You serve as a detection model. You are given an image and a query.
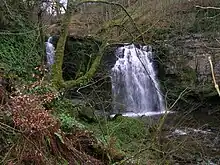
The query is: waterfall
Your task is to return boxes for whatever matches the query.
[111,44,165,117]
[45,37,55,69]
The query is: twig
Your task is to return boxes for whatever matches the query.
[133,19,160,42]
[118,147,151,164]
[196,5,220,10]
[0,140,18,164]
[75,0,145,43]
[0,122,22,133]
[0,25,50,35]
[169,88,189,110]
[208,56,220,97]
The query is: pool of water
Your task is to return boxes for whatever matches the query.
[141,111,220,164]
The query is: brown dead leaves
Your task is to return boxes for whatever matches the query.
[9,92,58,133]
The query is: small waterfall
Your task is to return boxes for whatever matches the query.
[45,37,55,69]
[111,44,165,116]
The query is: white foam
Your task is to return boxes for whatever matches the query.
[110,110,174,118]
[171,127,213,136]
[173,129,187,135]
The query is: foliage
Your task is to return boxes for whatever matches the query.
[26,84,55,95]
[0,0,43,81]
[1,0,220,164]
[87,116,147,154]
[59,113,85,132]
[0,87,114,164]
[10,92,58,133]
[0,0,31,30]
[47,97,86,132]
[0,33,41,80]
[48,98,79,117]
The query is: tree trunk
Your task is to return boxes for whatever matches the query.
[51,0,140,90]
[51,1,72,89]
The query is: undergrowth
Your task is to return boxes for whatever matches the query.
[0,79,126,164]
[84,116,148,157]
[0,33,41,81]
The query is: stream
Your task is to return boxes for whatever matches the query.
[141,111,220,165]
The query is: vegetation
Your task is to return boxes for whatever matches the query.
[1,0,220,165]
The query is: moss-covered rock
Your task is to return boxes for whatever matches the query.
[157,32,220,110]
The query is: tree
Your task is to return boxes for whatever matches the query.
[51,0,142,90]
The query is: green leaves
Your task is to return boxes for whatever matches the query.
[59,113,85,132]
[0,33,41,80]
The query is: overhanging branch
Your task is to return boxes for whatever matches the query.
[75,0,145,43]
[52,0,145,90]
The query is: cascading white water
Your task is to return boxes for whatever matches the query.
[111,44,165,117]
[45,37,55,68]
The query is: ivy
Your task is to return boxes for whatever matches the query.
[0,33,41,80]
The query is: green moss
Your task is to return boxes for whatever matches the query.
[85,116,147,153]
[107,116,146,141]
[49,98,79,118]
[64,53,103,89]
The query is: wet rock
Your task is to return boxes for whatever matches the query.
[159,33,220,101]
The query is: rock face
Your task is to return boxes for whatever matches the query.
[159,33,220,101]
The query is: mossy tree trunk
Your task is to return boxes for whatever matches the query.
[51,1,107,90]
[64,45,105,89]
[51,0,139,90]
[51,0,72,89]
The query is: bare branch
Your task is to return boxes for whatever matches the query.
[208,56,220,97]
[75,0,145,43]
[195,5,220,10]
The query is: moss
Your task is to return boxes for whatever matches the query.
[107,116,146,141]
[64,53,103,89]
[85,116,147,154]
[51,4,72,89]
[49,98,79,118]
[51,31,103,90]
